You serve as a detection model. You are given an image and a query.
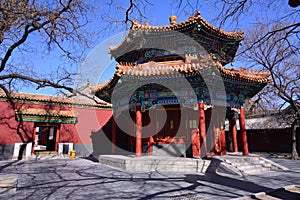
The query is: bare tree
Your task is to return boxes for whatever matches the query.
[171,1,299,51]
[210,0,300,159]
[0,0,157,98]
[99,0,152,35]
[241,23,300,159]
[0,0,96,98]
[245,84,282,115]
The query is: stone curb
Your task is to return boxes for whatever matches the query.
[0,177,17,194]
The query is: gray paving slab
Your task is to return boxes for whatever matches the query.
[0,154,299,199]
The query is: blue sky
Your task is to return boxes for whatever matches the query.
[75,0,254,89]
[14,0,292,95]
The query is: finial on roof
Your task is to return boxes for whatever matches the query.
[169,15,177,25]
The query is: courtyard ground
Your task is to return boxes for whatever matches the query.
[0,153,299,199]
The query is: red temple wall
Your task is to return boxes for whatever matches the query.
[0,101,34,144]
[246,129,293,152]
[0,100,113,146]
[73,107,112,144]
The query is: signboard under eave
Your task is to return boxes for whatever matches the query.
[15,114,78,124]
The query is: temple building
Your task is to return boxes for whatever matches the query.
[93,11,271,157]
[0,12,273,160]
[0,88,113,160]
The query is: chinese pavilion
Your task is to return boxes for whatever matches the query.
[93,11,271,157]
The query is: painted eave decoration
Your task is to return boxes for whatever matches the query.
[15,108,78,124]
[92,58,271,103]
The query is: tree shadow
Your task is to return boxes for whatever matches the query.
[2,158,300,199]
[17,143,27,160]
[0,160,20,172]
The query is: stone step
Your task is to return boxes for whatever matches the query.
[127,159,203,164]
[230,160,266,167]
[231,161,274,174]
[238,162,272,169]
[224,157,261,163]
[126,164,200,172]
[243,167,272,175]
[237,164,264,171]
[125,163,200,168]
[270,166,281,171]
[125,162,206,168]
[210,153,288,176]
[126,160,199,165]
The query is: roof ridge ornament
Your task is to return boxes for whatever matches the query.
[169,15,177,25]
[195,10,201,17]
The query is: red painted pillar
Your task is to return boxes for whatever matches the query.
[149,136,154,156]
[214,127,221,155]
[220,128,226,155]
[112,118,117,154]
[230,118,238,152]
[136,106,142,157]
[239,107,249,156]
[191,129,200,157]
[199,102,207,157]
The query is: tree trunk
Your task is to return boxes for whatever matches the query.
[291,119,299,160]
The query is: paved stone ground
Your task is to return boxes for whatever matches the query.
[0,153,299,200]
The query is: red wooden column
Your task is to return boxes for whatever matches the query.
[149,136,154,156]
[230,116,238,152]
[191,129,200,157]
[112,118,117,154]
[239,107,249,156]
[148,110,156,156]
[199,102,207,157]
[136,106,142,157]
[220,127,226,155]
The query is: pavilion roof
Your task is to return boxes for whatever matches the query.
[92,58,271,96]
[109,11,244,65]
[131,11,244,39]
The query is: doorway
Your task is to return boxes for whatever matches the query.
[34,125,58,153]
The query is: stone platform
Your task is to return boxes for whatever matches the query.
[208,152,289,176]
[99,155,211,173]
[99,153,288,175]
